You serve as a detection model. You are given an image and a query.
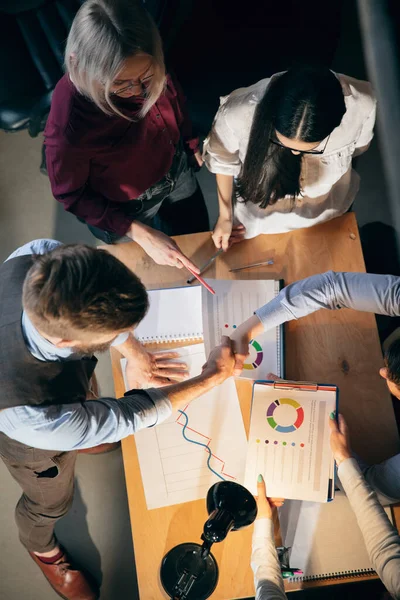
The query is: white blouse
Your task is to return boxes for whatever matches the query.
[203,73,376,238]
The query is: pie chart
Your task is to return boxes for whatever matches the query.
[266,397,304,433]
[243,339,263,370]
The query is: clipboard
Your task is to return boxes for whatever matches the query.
[244,379,339,502]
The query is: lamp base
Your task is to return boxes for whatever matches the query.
[160,543,218,600]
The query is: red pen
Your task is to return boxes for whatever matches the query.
[186,266,216,295]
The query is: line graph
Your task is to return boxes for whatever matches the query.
[127,345,248,509]
[177,406,236,481]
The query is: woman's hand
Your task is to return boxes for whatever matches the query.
[329,412,352,466]
[131,223,200,272]
[228,224,246,246]
[255,474,285,520]
[194,151,204,168]
[230,316,265,376]
[212,216,233,251]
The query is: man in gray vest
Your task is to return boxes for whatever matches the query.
[0,239,236,600]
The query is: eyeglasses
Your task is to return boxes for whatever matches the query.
[269,133,330,155]
[111,74,154,96]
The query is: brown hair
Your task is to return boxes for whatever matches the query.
[22,244,148,338]
[384,338,400,386]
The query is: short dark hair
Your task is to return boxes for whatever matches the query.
[384,338,400,386]
[236,65,346,208]
[22,244,148,338]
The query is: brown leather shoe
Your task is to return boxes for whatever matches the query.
[78,441,121,455]
[29,550,99,600]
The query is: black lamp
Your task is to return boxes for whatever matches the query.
[160,481,257,600]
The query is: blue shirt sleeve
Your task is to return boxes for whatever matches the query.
[5,239,62,262]
[0,390,172,451]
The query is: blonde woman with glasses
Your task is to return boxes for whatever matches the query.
[45,0,208,272]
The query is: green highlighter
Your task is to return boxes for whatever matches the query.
[282,569,304,578]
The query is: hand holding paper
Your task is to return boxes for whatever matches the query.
[329,412,352,466]
[245,382,337,502]
[255,475,285,519]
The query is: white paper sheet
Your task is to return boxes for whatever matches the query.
[202,279,283,380]
[134,286,203,343]
[244,383,336,502]
[121,344,248,509]
[278,493,392,577]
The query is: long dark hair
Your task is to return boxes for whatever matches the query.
[236,65,346,208]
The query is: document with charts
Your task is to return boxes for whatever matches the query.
[121,345,247,509]
[244,381,338,502]
[202,279,284,381]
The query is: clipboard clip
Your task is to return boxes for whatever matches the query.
[272,379,319,392]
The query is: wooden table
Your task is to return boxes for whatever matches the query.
[107,213,400,598]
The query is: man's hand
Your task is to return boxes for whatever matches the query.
[126,351,189,389]
[201,336,236,385]
[115,333,189,389]
[329,412,352,466]
[230,329,251,376]
[255,474,284,520]
[130,223,200,272]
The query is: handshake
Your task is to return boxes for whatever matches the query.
[200,335,238,385]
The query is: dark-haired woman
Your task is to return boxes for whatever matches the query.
[203,66,376,250]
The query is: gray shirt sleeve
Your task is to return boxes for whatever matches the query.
[0,389,172,451]
[338,458,400,599]
[256,271,400,330]
[251,519,287,600]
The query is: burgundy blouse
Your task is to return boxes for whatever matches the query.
[44,74,199,235]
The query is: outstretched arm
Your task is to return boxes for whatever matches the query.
[0,338,235,451]
[231,271,400,373]
[252,476,287,600]
[330,414,400,599]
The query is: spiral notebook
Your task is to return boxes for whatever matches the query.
[279,492,393,583]
[134,286,203,343]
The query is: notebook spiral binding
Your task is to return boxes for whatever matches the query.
[275,325,280,376]
[275,281,283,378]
[288,568,376,582]
[139,333,203,343]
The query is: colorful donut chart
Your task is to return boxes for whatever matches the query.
[243,339,264,370]
[266,397,304,433]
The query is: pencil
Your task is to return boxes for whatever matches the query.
[186,266,216,295]
[229,259,274,273]
[186,249,223,284]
